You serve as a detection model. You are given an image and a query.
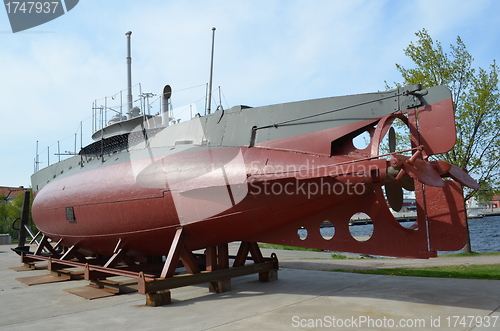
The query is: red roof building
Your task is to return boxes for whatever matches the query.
[491,194,500,209]
[0,186,26,201]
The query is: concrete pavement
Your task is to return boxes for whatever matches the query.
[1,244,499,330]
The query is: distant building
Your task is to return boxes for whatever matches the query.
[0,186,26,202]
[490,194,500,209]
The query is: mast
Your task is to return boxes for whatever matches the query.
[126,31,133,114]
[207,27,216,115]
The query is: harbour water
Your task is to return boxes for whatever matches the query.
[344,215,500,254]
[461,215,500,253]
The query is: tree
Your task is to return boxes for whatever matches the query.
[389,29,500,252]
[0,195,8,233]
[0,191,36,239]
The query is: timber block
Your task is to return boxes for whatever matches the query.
[259,269,278,282]
[146,289,171,307]
[90,278,138,294]
[50,269,84,280]
[209,279,231,293]
[23,262,37,270]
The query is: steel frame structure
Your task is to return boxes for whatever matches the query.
[18,227,278,306]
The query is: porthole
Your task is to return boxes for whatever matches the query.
[320,220,334,240]
[349,214,373,242]
[297,226,308,240]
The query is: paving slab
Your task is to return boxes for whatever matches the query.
[1,245,499,330]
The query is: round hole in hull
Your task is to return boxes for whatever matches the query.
[298,226,308,240]
[320,220,334,240]
[349,214,374,242]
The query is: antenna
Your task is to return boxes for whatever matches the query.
[126,31,133,113]
[207,27,216,115]
[34,141,39,172]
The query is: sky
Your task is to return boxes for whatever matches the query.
[1,0,499,188]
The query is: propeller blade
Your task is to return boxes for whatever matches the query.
[389,127,396,153]
[430,160,452,175]
[394,155,445,187]
[445,164,480,189]
[385,182,403,212]
[399,173,415,191]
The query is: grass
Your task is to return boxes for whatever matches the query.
[257,243,323,252]
[334,264,500,280]
[441,251,500,257]
[331,251,500,279]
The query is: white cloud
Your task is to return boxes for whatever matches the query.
[1,0,500,187]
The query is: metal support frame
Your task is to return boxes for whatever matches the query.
[60,245,88,262]
[33,235,61,256]
[28,230,42,245]
[205,243,231,292]
[138,258,278,294]
[103,248,136,268]
[233,241,264,267]
[160,227,200,278]
[15,227,279,307]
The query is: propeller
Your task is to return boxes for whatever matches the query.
[383,127,480,211]
[384,127,412,212]
[390,155,479,187]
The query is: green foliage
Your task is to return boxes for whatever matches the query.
[0,196,7,233]
[0,195,17,236]
[0,191,36,238]
[389,29,500,201]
